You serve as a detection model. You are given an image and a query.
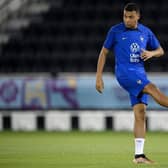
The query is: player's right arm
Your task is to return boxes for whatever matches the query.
[96,47,109,93]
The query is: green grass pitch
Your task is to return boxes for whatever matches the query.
[0,131,168,168]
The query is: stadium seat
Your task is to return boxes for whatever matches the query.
[0,0,167,72]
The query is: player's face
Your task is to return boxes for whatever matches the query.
[123,10,140,29]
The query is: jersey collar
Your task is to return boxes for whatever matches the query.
[124,23,143,32]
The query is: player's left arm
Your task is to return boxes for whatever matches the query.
[141,46,164,61]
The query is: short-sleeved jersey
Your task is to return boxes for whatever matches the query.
[103,22,160,77]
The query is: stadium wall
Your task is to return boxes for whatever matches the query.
[0,110,168,131]
[0,74,168,110]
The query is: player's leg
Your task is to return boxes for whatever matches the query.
[133,103,146,138]
[143,83,168,107]
[133,103,154,164]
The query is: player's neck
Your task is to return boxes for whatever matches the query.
[125,22,138,30]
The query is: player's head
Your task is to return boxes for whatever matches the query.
[123,3,140,29]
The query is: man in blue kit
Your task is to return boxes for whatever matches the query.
[96,3,166,164]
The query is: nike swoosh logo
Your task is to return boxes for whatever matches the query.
[122,37,127,40]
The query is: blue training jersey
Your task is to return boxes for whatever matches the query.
[103,22,160,77]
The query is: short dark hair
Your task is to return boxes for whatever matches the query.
[124,3,140,13]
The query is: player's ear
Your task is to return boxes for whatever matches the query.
[137,12,140,20]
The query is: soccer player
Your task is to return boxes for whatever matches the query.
[96,3,166,164]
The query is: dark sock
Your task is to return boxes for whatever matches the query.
[135,154,146,159]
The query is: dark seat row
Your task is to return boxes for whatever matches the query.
[0,0,168,73]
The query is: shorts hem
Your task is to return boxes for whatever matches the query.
[131,102,148,107]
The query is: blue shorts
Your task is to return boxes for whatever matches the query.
[116,72,150,106]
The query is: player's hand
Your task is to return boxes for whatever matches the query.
[96,76,104,93]
[141,48,154,61]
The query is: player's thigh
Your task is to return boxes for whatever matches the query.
[143,83,160,96]
[143,83,168,106]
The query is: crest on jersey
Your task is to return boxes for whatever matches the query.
[140,36,144,42]
[130,43,140,53]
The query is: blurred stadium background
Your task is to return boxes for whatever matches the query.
[1,1,168,168]
[0,0,168,131]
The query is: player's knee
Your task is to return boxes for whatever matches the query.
[133,105,146,121]
[134,111,145,122]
